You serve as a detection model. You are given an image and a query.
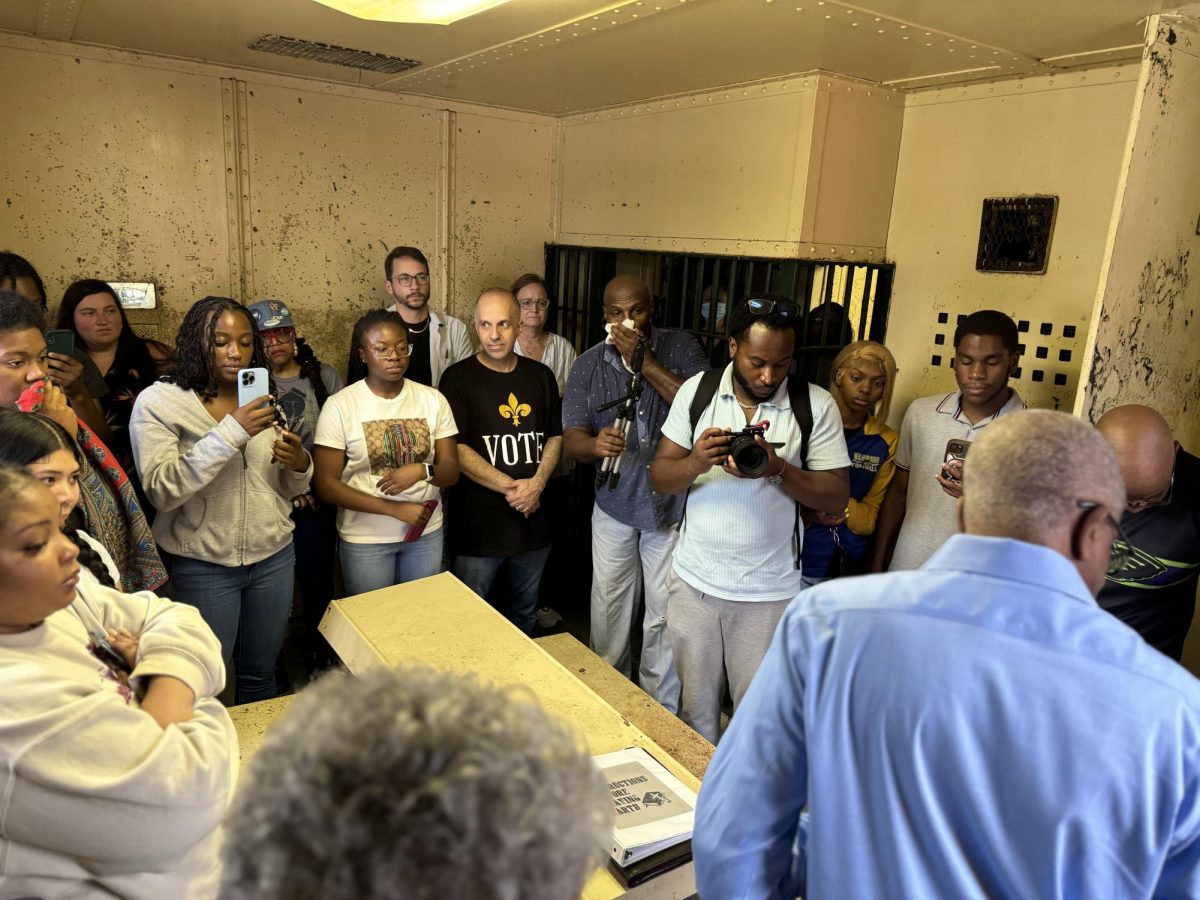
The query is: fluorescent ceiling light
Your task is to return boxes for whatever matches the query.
[310,0,513,25]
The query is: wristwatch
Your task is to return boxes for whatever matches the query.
[766,461,786,485]
[423,463,435,483]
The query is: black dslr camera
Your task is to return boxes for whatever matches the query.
[728,423,771,476]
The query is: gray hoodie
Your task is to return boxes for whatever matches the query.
[130,381,312,567]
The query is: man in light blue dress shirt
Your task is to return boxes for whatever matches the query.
[694,409,1200,899]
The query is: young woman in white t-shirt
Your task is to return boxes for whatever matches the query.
[314,309,459,596]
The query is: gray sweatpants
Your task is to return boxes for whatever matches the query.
[666,568,791,744]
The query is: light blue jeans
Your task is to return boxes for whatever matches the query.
[168,543,295,705]
[454,545,552,635]
[340,528,444,597]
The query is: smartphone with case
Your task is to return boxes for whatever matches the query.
[237,366,270,408]
[942,438,971,483]
[45,329,76,357]
[404,499,439,543]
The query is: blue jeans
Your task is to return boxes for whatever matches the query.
[340,528,444,596]
[168,543,295,705]
[454,545,551,634]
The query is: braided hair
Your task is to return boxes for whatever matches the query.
[346,309,408,385]
[294,337,329,408]
[170,296,272,401]
[0,409,116,588]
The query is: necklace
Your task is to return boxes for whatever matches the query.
[737,400,758,410]
[407,317,430,335]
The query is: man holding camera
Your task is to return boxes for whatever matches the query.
[651,298,850,743]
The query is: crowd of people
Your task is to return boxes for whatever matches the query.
[1,239,1199,896]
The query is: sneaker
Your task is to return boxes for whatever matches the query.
[535,606,563,629]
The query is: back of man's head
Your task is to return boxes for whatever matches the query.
[953,310,1018,354]
[962,410,1124,548]
[0,289,46,336]
[220,666,610,900]
[1095,404,1175,503]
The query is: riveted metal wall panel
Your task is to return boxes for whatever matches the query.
[240,82,441,368]
[451,112,554,314]
[0,44,231,341]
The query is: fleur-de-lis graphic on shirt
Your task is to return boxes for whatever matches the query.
[499,392,531,428]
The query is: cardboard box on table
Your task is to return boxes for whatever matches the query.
[316,571,699,900]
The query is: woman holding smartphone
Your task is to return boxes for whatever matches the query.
[800,340,899,584]
[0,466,236,898]
[314,309,458,596]
[130,296,311,703]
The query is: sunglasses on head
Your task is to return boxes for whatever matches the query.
[746,298,801,319]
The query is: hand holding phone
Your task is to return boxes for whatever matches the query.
[936,438,971,499]
[941,438,971,483]
[45,329,76,357]
[402,499,438,543]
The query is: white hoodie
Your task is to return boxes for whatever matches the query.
[0,577,238,899]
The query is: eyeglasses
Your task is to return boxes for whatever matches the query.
[519,299,550,310]
[391,273,430,287]
[1126,468,1174,514]
[1076,499,1131,576]
[261,328,295,345]
[367,343,412,359]
[746,298,801,319]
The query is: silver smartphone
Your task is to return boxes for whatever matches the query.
[237,366,270,408]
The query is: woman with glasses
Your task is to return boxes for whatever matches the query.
[510,274,578,628]
[800,340,899,585]
[314,310,459,595]
[511,274,577,395]
[130,296,312,704]
[248,300,343,671]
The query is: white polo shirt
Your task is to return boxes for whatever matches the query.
[660,364,850,602]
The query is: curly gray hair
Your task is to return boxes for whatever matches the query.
[220,666,611,900]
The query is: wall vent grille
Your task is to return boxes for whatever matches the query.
[248,35,420,74]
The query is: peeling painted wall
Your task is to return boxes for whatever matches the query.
[1076,17,1200,450]
[884,68,1138,426]
[556,74,902,262]
[0,37,554,371]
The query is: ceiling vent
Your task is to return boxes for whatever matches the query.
[248,34,420,74]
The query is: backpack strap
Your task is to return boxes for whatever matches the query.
[688,368,724,436]
[680,368,724,527]
[787,379,814,568]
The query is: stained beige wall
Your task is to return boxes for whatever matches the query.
[882,68,1139,425]
[0,46,231,340]
[556,73,903,262]
[1076,17,1200,449]
[0,35,554,369]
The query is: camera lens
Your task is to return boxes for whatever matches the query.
[729,435,769,476]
